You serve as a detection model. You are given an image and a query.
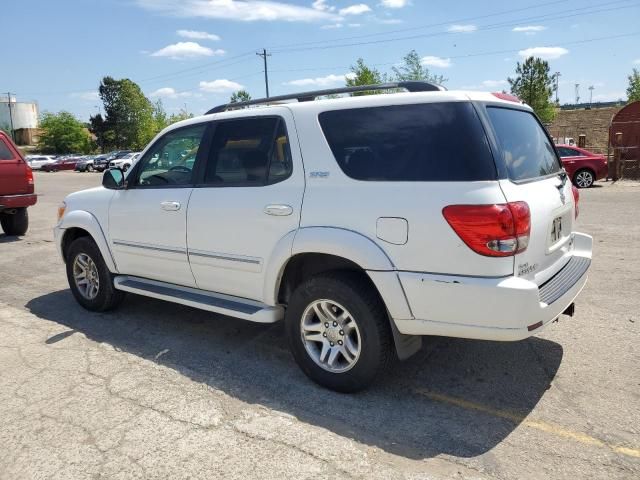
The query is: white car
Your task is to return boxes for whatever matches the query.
[54,82,592,392]
[108,152,139,171]
[26,155,56,170]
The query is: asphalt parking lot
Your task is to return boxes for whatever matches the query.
[1,171,638,479]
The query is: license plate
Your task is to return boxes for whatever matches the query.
[550,216,563,244]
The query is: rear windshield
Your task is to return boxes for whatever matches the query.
[318,102,496,181]
[486,107,561,181]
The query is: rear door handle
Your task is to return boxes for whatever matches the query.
[264,204,293,216]
[161,201,181,211]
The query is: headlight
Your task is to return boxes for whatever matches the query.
[57,202,66,222]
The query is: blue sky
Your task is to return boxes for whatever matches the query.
[4,0,640,120]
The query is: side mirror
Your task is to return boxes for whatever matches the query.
[102,168,125,190]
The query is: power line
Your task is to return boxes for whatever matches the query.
[270,0,638,53]
[256,49,272,98]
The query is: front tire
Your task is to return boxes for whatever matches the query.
[0,208,28,236]
[86,165,94,172]
[65,237,124,311]
[285,272,393,393]
[574,169,595,188]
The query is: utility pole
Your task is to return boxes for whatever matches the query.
[588,85,594,109]
[6,92,15,142]
[574,84,580,105]
[554,72,561,104]
[257,49,271,98]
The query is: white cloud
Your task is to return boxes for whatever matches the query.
[421,56,452,68]
[151,42,225,59]
[312,0,335,11]
[591,91,626,102]
[380,0,408,7]
[448,24,476,33]
[199,79,244,93]
[634,59,640,65]
[284,73,355,87]
[136,0,339,22]
[177,29,220,40]
[348,23,362,27]
[512,25,546,35]
[518,46,569,60]
[339,4,371,15]
[321,23,343,29]
[70,91,100,101]
[377,17,403,24]
[148,87,194,98]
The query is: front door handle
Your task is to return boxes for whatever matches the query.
[161,201,181,211]
[264,204,293,216]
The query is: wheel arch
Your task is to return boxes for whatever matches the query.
[58,210,118,272]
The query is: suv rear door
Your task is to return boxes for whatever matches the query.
[484,106,576,285]
[0,132,30,196]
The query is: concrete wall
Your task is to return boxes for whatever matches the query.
[546,106,622,154]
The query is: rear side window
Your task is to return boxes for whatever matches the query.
[0,139,15,160]
[318,102,495,181]
[487,107,561,181]
[203,117,292,186]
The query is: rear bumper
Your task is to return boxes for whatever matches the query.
[0,193,37,210]
[394,232,592,341]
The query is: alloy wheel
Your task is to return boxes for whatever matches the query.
[72,253,100,300]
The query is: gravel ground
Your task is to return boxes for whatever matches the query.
[0,171,638,479]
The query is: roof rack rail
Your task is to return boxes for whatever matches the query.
[206,80,446,114]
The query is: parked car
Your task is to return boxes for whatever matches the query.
[0,131,36,235]
[55,82,592,392]
[108,152,139,171]
[556,145,607,188]
[75,156,96,172]
[92,155,111,172]
[26,155,56,170]
[41,156,83,172]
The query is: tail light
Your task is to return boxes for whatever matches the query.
[25,165,34,194]
[572,184,580,219]
[442,202,531,257]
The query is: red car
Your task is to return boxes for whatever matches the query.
[556,145,607,188]
[0,131,36,235]
[41,156,82,172]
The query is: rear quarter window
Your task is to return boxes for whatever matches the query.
[486,107,561,181]
[0,138,16,160]
[318,102,496,181]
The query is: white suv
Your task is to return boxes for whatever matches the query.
[54,82,592,392]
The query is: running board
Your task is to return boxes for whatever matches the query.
[113,276,283,323]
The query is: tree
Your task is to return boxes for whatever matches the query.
[38,112,94,154]
[392,50,446,85]
[508,57,556,123]
[93,76,156,151]
[627,68,640,103]
[230,90,252,103]
[346,58,386,95]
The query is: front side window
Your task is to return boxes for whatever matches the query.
[487,107,562,181]
[203,117,292,186]
[0,139,15,161]
[318,102,496,182]
[134,124,206,187]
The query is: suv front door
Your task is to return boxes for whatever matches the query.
[187,110,304,302]
[108,123,208,287]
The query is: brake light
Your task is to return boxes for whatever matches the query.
[25,165,34,194]
[442,202,531,257]
[572,184,579,219]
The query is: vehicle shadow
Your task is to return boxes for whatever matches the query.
[0,234,21,243]
[26,290,564,460]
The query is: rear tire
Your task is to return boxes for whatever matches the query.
[573,169,595,188]
[0,208,28,236]
[86,165,94,172]
[65,237,124,312]
[285,272,393,393]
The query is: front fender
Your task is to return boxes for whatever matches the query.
[55,210,118,273]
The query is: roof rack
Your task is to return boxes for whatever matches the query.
[206,81,446,114]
